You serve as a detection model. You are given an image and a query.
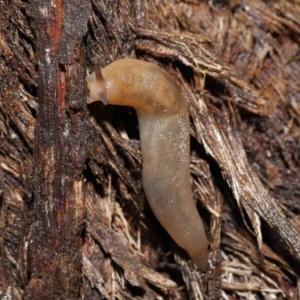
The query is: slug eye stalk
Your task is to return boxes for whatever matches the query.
[86,66,108,105]
[95,65,104,81]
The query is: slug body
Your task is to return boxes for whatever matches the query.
[86,59,208,271]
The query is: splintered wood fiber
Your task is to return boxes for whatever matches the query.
[0,0,299,299]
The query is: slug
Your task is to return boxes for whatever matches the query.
[86,58,208,271]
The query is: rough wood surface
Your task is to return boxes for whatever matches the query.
[0,0,299,299]
[24,0,91,298]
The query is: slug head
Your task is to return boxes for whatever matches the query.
[86,65,108,105]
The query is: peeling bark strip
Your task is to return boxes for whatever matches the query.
[24,0,90,298]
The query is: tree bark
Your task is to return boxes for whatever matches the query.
[24,0,90,298]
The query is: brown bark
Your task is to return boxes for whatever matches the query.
[1,0,300,299]
[23,0,90,298]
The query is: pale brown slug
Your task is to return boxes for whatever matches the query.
[86,59,208,271]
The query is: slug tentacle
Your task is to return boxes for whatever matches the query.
[86,58,208,271]
[95,65,104,81]
[86,67,108,105]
